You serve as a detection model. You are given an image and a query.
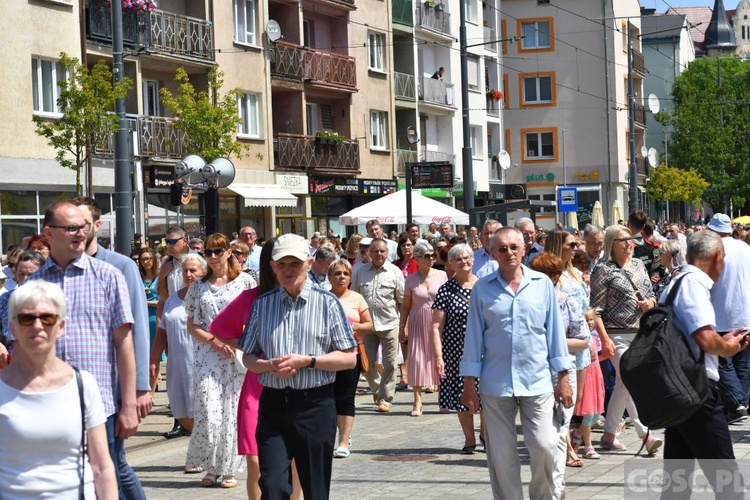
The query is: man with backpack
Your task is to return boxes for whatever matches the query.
[657,230,747,464]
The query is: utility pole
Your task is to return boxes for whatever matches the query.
[627,23,639,214]
[112,0,134,254]
[459,0,474,213]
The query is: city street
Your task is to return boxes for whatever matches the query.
[128,375,750,499]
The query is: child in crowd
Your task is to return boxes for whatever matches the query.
[573,308,606,459]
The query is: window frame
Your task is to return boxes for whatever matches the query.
[367,31,386,72]
[31,57,66,117]
[517,18,554,53]
[233,0,258,47]
[370,110,388,151]
[519,72,556,108]
[521,127,558,163]
[467,55,480,91]
[237,91,262,139]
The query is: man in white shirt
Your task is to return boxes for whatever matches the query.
[366,220,398,262]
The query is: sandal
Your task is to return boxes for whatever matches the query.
[201,472,218,487]
[396,381,409,391]
[566,451,584,468]
[580,445,601,459]
[410,403,423,417]
[184,466,203,474]
[220,476,238,489]
[333,446,351,458]
[461,444,476,455]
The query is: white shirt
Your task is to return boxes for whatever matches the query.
[711,237,750,332]
[0,370,106,499]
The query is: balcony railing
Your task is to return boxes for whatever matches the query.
[486,98,500,117]
[416,3,451,35]
[396,149,455,175]
[272,43,356,89]
[95,115,186,159]
[635,155,647,175]
[418,77,455,107]
[394,72,416,100]
[633,102,647,127]
[86,0,214,62]
[275,133,360,173]
[632,48,645,76]
[483,26,497,52]
[393,0,413,26]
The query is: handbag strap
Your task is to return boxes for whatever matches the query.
[74,367,86,500]
[617,264,644,301]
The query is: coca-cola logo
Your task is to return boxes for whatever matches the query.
[378,217,396,223]
[432,216,452,223]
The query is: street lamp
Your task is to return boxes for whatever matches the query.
[173,156,236,235]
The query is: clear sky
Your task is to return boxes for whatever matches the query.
[639,0,730,11]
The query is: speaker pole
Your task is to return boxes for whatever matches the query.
[205,187,219,235]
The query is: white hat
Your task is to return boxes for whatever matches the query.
[707,213,732,234]
[272,234,311,261]
[359,237,373,246]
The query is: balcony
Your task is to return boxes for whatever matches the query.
[275,133,360,174]
[418,77,455,108]
[631,48,645,77]
[395,149,455,175]
[633,102,647,128]
[96,115,186,159]
[393,0,413,27]
[483,26,497,52]
[86,0,214,62]
[486,98,500,117]
[416,3,451,36]
[394,72,416,101]
[271,43,357,90]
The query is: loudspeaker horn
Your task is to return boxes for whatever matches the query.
[201,158,236,188]
[174,154,206,184]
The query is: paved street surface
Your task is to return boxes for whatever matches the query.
[129,373,750,499]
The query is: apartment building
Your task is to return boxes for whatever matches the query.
[501,0,646,228]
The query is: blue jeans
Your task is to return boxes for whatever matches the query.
[105,414,146,500]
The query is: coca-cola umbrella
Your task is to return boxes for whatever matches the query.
[339,189,470,226]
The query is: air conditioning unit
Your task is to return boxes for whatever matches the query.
[505,183,527,200]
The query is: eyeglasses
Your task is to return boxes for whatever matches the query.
[204,248,226,257]
[421,253,436,259]
[566,242,578,249]
[16,313,59,326]
[231,250,247,256]
[165,238,184,245]
[614,237,633,244]
[240,232,256,238]
[47,222,91,235]
[495,244,522,254]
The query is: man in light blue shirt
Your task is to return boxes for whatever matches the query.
[239,226,261,272]
[461,227,572,500]
[472,219,500,278]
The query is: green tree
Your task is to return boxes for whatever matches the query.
[33,53,132,195]
[646,164,708,204]
[658,57,750,211]
[159,67,245,163]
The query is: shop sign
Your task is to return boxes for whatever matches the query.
[452,181,478,197]
[276,173,309,194]
[144,165,175,189]
[572,170,600,182]
[309,177,397,196]
[526,172,555,183]
[361,178,397,195]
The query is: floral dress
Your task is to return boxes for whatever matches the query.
[184,272,255,476]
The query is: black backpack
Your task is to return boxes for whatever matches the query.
[620,274,708,429]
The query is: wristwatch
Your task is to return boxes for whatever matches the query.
[308,355,316,369]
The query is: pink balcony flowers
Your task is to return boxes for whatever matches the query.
[109,0,158,12]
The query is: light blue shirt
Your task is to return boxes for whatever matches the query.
[659,265,719,381]
[461,265,571,397]
[472,248,498,278]
[247,245,261,273]
[711,237,750,332]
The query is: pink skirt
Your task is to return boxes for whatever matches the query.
[237,371,263,455]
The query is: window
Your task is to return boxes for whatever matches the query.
[234,0,257,46]
[368,32,385,71]
[501,20,508,54]
[237,92,261,138]
[522,128,557,162]
[143,80,160,116]
[370,111,388,150]
[470,126,482,157]
[464,0,478,24]
[521,73,555,106]
[467,55,480,91]
[31,57,65,115]
[519,19,553,51]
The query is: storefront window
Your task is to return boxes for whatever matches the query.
[38,191,76,214]
[2,218,39,248]
[1,191,38,216]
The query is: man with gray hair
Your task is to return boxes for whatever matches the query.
[515,217,542,266]
[473,219,501,278]
[583,224,605,273]
[658,228,748,480]
[308,246,337,291]
[706,213,750,423]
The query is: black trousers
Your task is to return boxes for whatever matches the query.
[334,357,361,417]
[256,384,337,500]
[663,381,745,500]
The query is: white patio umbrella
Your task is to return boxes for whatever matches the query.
[591,201,605,227]
[339,189,469,225]
[566,211,579,232]
[611,200,623,226]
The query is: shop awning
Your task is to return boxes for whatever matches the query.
[227,184,298,208]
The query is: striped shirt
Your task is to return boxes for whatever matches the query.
[27,254,134,416]
[241,279,356,389]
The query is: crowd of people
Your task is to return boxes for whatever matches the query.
[1,199,750,499]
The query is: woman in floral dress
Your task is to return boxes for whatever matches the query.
[184,233,256,489]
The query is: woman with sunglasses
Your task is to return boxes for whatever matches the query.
[0,280,116,498]
[138,247,161,394]
[184,233,256,489]
[399,242,447,417]
[590,225,660,455]
[0,251,47,353]
[653,239,685,298]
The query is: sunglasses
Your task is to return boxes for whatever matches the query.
[421,253,436,259]
[231,250,247,256]
[204,248,226,257]
[165,238,183,245]
[16,313,59,326]
[496,244,521,254]
[566,242,578,249]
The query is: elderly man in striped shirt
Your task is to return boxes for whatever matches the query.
[241,233,357,499]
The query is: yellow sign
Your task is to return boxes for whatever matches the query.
[573,170,600,181]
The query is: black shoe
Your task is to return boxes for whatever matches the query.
[727,406,748,425]
[164,423,190,439]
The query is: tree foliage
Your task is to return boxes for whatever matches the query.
[658,57,750,211]
[159,67,245,163]
[646,164,708,204]
[33,53,132,195]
